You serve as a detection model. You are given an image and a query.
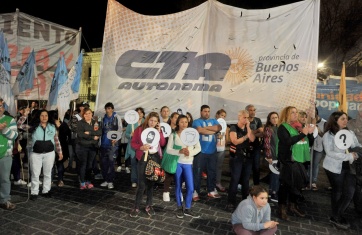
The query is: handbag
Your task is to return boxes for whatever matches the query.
[144,154,165,182]
[161,132,182,174]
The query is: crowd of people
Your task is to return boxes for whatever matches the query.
[0,99,361,233]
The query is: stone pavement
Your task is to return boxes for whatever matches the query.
[1,156,362,235]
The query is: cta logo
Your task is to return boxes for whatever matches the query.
[115,50,232,92]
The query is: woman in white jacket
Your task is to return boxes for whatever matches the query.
[323,111,360,230]
[166,115,201,219]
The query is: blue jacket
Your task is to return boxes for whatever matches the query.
[100,112,123,148]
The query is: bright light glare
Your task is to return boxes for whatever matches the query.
[317,63,324,68]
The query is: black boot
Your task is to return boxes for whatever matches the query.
[278,204,290,221]
[288,203,305,217]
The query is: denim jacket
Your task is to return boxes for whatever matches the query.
[322,130,361,174]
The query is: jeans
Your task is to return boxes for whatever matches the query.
[251,147,261,185]
[0,156,12,203]
[68,139,78,171]
[228,154,253,204]
[76,145,97,183]
[175,163,193,208]
[100,147,117,183]
[30,151,55,195]
[310,150,324,183]
[55,156,65,181]
[325,168,356,220]
[193,152,218,193]
[134,153,159,209]
[269,172,279,194]
[131,156,138,184]
[216,151,225,184]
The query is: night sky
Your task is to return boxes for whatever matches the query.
[0,0,301,51]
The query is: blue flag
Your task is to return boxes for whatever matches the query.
[70,52,83,95]
[0,33,11,74]
[0,31,4,53]
[0,64,16,116]
[13,50,37,96]
[46,56,68,110]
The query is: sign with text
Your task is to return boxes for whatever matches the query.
[96,0,320,123]
[0,11,81,100]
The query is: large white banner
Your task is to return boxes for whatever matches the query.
[97,0,319,122]
[0,11,81,100]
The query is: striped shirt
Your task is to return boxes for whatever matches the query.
[0,114,18,158]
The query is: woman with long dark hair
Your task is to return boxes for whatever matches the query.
[263,111,279,202]
[167,115,201,218]
[130,112,166,217]
[29,110,63,200]
[323,111,361,230]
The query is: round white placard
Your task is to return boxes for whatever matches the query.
[141,127,160,148]
[180,128,199,146]
[269,160,280,175]
[217,118,227,133]
[174,107,186,116]
[160,123,172,138]
[106,131,122,141]
[124,110,139,124]
[334,129,353,150]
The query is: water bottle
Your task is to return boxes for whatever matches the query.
[94,122,99,131]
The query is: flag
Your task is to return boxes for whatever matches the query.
[46,56,68,110]
[0,32,16,116]
[0,30,4,54]
[12,49,37,96]
[0,36,11,73]
[70,52,83,99]
[0,64,16,116]
[57,52,83,121]
[338,62,347,114]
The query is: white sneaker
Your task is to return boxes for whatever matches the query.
[108,183,114,189]
[132,183,137,188]
[125,167,131,174]
[100,181,108,187]
[116,166,122,172]
[14,179,27,185]
[182,182,186,189]
[163,192,170,202]
[193,190,200,201]
[94,174,103,180]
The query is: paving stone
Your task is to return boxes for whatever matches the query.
[2,155,361,235]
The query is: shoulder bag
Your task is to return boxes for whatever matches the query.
[161,132,182,174]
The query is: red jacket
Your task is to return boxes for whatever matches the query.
[131,126,166,161]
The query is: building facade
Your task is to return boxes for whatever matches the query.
[78,48,102,110]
